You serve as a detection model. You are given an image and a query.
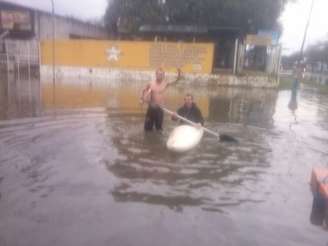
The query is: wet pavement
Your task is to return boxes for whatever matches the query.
[0,75,328,246]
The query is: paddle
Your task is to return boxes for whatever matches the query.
[161,106,238,143]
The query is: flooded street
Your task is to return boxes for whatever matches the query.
[0,76,328,246]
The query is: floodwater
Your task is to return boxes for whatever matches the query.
[0,73,328,246]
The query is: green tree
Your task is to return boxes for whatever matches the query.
[306,41,328,72]
[282,52,301,69]
[282,40,328,71]
[104,0,288,34]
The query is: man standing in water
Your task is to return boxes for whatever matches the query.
[140,68,181,131]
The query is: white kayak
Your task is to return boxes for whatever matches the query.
[166,125,204,153]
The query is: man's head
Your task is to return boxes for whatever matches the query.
[184,94,194,108]
[156,68,165,83]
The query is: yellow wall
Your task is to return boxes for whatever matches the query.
[41,40,214,74]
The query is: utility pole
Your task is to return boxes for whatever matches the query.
[299,0,315,62]
[293,0,315,95]
[51,0,56,107]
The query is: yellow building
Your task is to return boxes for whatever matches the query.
[41,40,215,74]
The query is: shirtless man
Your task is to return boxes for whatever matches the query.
[140,68,181,131]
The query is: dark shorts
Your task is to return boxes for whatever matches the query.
[144,106,164,131]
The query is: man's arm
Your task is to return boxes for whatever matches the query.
[140,84,151,104]
[171,107,184,121]
[166,68,183,87]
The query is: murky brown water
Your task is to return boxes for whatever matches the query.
[0,74,328,246]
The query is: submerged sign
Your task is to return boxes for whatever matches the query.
[41,40,214,74]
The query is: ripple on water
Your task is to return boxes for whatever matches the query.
[106,115,274,211]
[0,112,107,199]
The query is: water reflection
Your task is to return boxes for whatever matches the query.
[1,76,279,128]
[0,78,280,210]
[208,88,277,127]
[310,194,326,226]
[0,73,41,120]
[1,74,328,245]
[2,76,327,214]
[106,110,272,211]
[288,79,299,123]
[41,79,279,127]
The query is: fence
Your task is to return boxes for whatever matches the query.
[0,40,40,81]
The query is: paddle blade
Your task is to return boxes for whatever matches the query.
[219,134,239,143]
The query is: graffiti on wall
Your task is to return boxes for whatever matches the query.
[41,40,214,74]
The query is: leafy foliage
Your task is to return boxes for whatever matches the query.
[104,0,288,34]
[306,41,328,64]
[282,40,328,69]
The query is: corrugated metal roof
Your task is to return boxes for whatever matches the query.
[0,0,105,28]
[139,25,208,34]
[139,25,240,36]
[0,0,53,14]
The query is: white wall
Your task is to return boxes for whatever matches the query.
[35,12,108,40]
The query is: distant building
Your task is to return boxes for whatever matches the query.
[0,1,108,40]
[137,25,241,72]
[117,24,281,77]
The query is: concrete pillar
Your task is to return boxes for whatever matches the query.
[233,38,239,75]
[276,45,282,85]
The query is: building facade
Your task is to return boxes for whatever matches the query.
[0,1,108,40]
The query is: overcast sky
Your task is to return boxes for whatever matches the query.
[280,0,328,54]
[4,0,328,54]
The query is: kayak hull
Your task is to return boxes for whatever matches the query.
[166,125,204,153]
